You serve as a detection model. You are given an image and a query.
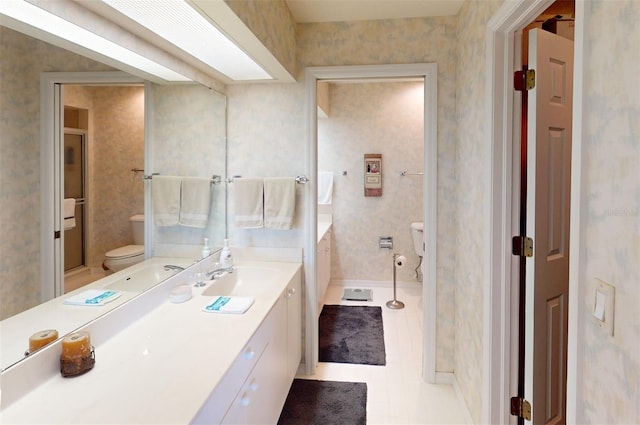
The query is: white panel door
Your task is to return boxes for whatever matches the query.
[525,28,574,425]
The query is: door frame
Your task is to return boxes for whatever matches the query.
[40,71,144,302]
[483,1,588,423]
[304,63,438,380]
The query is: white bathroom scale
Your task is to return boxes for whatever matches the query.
[342,288,373,302]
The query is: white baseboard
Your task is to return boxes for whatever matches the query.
[329,279,421,288]
[436,372,473,425]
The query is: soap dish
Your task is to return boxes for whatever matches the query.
[169,285,192,303]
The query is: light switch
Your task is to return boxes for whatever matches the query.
[593,290,606,321]
[593,278,615,336]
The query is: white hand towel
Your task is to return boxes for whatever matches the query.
[152,176,182,227]
[179,177,211,228]
[233,178,264,228]
[317,171,333,205]
[63,198,76,230]
[264,177,296,230]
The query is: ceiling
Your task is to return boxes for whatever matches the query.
[285,0,465,23]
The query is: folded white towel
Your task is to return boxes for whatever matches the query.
[64,289,121,306]
[318,171,333,205]
[64,218,76,231]
[152,176,182,227]
[264,177,296,230]
[233,178,264,228]
[63,198,75,219]
[179,177,211,228]
[202,296,254,314]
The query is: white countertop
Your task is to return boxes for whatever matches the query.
[318,214,332,242]
[1,260,301,424]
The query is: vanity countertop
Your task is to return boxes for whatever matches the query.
[1,260,301,424]
[318,214,332,243]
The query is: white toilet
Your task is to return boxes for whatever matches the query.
[410,222,424,258]
[103,214,145,273]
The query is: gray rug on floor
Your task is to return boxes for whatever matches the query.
[277,379,367,425]
[319,305,386,366]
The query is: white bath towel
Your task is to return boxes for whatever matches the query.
[264,177,296,230]
[152,176,182,227]
[233,178,264,228]
[63,198,76,230]
[317,171,334,205]
[179,177,211,228]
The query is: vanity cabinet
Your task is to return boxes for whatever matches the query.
[317,226,332,315]
[193,268,302,425]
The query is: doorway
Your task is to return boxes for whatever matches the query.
[484,1,585,423]
[304,63,438,380]
[40,71,145,302]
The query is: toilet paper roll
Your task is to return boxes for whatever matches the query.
[394,255,407,268]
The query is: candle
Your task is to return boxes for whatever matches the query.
[61,331,91,360]
[28,329,59,353]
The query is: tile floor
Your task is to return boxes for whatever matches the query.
[298,283,469,424]
[64,268,106,293]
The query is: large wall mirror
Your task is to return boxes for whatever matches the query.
[0,26,227,371]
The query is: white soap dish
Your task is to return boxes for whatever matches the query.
[169,285,192,304]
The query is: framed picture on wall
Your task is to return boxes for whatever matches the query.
[364,153,382,197]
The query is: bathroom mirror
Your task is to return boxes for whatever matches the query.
[0,26,227,370]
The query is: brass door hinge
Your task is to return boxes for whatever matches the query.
[514,69,536,91]
[511,396,532,421]
[512,236,533,257]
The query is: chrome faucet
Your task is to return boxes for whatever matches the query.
[207,266,233,279]
[164,265,185,272]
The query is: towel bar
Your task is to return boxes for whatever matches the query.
[227,175,310,184]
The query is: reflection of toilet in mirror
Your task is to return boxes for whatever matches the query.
[103,214,145,273]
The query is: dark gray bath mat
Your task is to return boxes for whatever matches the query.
[342,288,373,301]
[277,379,367,425]
[319,305,386,366]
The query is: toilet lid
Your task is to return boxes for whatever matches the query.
[105,245,144,259]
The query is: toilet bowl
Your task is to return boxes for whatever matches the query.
[104,214,145,273]
[410,222,424,257]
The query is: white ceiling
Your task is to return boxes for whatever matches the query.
[285,0,465,23]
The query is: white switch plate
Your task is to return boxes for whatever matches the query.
[593,278,615,336]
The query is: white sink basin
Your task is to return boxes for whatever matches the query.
[105,262,189,292]
[201,267,279,297]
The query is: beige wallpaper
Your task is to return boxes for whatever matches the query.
[577,1,639,423]
[0,27,115,320]
[225,0,297,78]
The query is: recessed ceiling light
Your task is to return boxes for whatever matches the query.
[101,0,272,81]
[0,0,191,82]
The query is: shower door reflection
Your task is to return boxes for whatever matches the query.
[63,130,86,273]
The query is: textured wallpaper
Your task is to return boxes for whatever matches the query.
[149,84,227,250]
[317,82,424,284]
[454,0,504,421]
[578,1,640,423]
[0,27,114,320]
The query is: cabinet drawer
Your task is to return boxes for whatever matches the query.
[191,315,274,424]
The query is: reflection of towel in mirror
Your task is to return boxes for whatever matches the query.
[63,198,76,230]
[180,177,211,228]
[318,171,333,205]
[233,178,264,228]
[264,177,296,230]
[152,176,181,226]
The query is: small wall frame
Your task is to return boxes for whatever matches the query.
[364,153,382,197]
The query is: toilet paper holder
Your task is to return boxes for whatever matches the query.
[379,236,393,249]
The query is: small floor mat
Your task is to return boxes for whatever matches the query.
[342,288,372,301]
[278,379,367,425]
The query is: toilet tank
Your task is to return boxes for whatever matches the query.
[130,214,145,245]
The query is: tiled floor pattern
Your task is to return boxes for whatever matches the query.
[64,268,106,293]
[297,283,468,424]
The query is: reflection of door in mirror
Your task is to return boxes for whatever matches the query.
[62,86,145,293]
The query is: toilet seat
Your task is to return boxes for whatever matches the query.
[105,245,144,260]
